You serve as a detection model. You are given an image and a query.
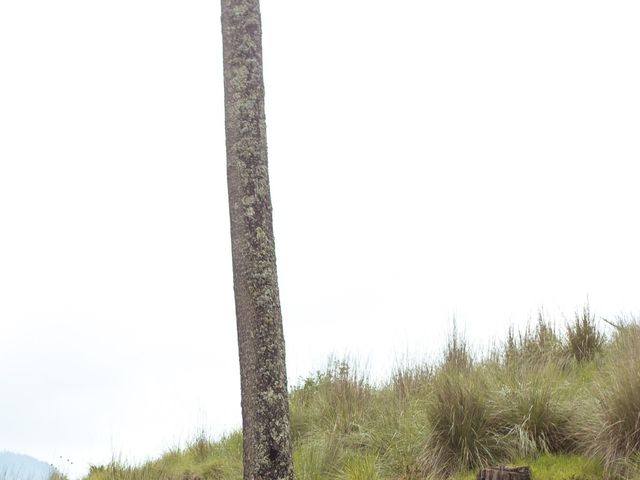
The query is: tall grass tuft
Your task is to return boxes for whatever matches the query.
[290,359,371,439]
[499,365,574,456]
[289,359,374,479]
[390,361,432,401]
[419,370,513,478]
[578,321,640,478]
[373,374,430,479]
[504,312,564,368]
[442,320,473,372]
[49,473,69,480]
[292,431,346,480]
[565,305,604,363]
[336,452,380,480]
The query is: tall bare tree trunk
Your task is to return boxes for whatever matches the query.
[221,1,294,479]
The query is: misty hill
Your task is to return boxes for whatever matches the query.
[0,451,52,480]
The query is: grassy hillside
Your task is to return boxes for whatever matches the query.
[75,308,640,480]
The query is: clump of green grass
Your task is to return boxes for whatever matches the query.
[504,312,565,368]
[336,452,380,480]
[290,359,371,440]
[84,432,242,480]
[389,361,432,401]
[48,473,70,480]
[499,365,575,456]
[289,359,375,479]
[442,320,473,372]
[578,321,640,478]
[418,369,513,478]
[565,305,605,363]
[371,375,430,479]
[292,431,347,480]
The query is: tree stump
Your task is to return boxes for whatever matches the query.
[476,466,531,480]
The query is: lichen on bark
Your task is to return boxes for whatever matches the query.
[221,1,294,479]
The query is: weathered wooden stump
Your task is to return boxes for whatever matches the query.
[476,465,531,480]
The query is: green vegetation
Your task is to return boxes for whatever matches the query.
[75,308,640,480]
[451,454,604,480]
[79,432,242,480]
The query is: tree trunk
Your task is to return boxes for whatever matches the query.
[220,1,294,480]
[477,466,531,480]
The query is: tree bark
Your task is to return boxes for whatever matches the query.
[477,466,531,480]
[221,1,294,480]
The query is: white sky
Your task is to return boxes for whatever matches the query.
[1,1,639,478]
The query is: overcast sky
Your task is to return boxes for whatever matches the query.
[1,1,639,478]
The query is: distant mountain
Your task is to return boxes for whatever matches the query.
[0,452,53,480]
